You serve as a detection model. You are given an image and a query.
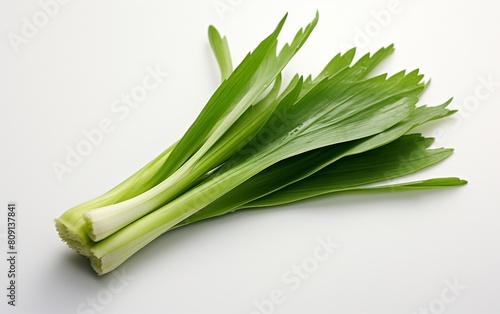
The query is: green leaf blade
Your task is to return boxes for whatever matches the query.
[208,25,233,81]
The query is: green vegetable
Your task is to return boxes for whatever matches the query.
[55,12,466,275]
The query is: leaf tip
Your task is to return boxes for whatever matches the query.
[313,10,320,25]
[208,25,219,38]
[277,12,289,30]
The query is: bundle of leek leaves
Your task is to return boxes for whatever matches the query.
[56,12,466,275]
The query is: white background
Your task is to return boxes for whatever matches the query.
[1,0,499,313]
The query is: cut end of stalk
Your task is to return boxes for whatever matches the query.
[89,254,104,276]
[56,217,107,275]
[54,218,91,256]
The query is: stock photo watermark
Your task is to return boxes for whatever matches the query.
[5,203,18,306]
[76,268,135,314]
[339,0,402,52]
[8,0,72,52]
[213,0,244,20]
[434,75,500,144]
[411,278,466,314]
[51,65,169,182]
[249,235,339,314]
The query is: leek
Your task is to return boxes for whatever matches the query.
[55,12,466,275]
